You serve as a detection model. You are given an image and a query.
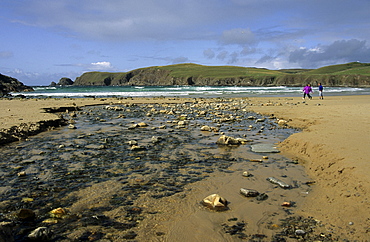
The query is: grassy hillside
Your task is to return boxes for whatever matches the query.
[305,62,370,75]
[154,63,282,78]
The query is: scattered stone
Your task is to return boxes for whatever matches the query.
[68,124,76,129]
[251,144,280,153]
[202,194,228,211]
[278,119,288,126]
[200,125,211,131]
[151,136,162,143]
[281,202,292,207]
[22,197,34,202]
[130,145,146,151]
[17,208,35,220]
[49,207,67,218]
[128,124,139,129]
[42,218,59,224]
[17,171,26,177]
[105,105,123,111]
[240,188,259,197]
[242,171,252,177]
[267,177,291,189]
[295,229,306,235]
[128,140,138,146]
[28,227,52,241]
[138,122,148,127]
[216,135,242,145]
[249,159,263,162]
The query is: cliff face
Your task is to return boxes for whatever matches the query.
[74,71,370,87]
[73,63,370,87]
[0,74,34,96]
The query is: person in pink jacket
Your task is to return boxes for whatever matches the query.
[302,84,313,99]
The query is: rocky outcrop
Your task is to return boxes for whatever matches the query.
[0,73,34,96]
[0,119,67,145]
[50,77,74,86]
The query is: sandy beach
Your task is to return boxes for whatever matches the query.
[0,95,369,240]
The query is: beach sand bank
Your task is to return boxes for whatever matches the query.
[0,95,369,240]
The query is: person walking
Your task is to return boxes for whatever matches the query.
[318,83,324,99]
[302,84,313,100]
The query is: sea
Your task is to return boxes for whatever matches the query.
[13,85,370,98]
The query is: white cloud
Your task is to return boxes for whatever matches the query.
[89,61,113,70]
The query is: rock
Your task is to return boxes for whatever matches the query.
[278,119,288,126]
[249,159,263,162]
[128,124,139,129]
[250,144,280,153]
[177,120,187,126]
[49,207,67,218]
[216,135,241,145]
[202,194,228,211]
[28,227,52,241]
[281,202,292,207]
[240,188,259,197]
[105,105,123,111]
[68,124,76,129]
[242,171,252,177]
[57,77,74,86]
[128,140,138,146]
[17,208,35,220]
[200,125,211,131]
[295,229,306,235]
[151,136,162,143]
[0,221,14,242]
[266,177,291,189]
[17,171,26,177]
[130,145,146,151]
[138,122,148,127]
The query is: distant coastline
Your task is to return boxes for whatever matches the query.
[71,62,370,87]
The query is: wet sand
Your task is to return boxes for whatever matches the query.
[0,95,369,240]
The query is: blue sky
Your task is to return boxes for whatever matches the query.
[1,0,370,86]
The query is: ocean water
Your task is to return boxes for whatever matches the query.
[13,85,370,98]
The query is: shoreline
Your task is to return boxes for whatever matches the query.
[1,95,369,240]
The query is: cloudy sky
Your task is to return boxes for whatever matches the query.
[1,0,370,85]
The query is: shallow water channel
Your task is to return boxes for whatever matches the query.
[0,100,316,241]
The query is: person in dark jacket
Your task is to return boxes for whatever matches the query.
[318,83,324,99]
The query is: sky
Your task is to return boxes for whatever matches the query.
[1,0,370,86]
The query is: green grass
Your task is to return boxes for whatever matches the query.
[153,63,282,78]
[305,62,370,75]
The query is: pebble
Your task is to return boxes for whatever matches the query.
[295,229,306,235]
[242,171,252,177]
[17,171,26,177]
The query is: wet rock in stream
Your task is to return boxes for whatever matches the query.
[0,99,316,241]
